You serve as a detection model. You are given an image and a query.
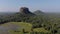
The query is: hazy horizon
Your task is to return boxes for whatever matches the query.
[0,0,60,12]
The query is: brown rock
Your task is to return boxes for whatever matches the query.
[20,7,31,14]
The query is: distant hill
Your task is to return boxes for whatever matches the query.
[33,10,45,15]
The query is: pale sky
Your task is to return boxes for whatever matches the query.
[0,0,60,12]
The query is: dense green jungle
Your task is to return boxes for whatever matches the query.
[0,7,60,34]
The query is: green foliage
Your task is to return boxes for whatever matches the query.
[0,12,60,34]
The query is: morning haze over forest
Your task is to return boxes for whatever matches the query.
[0,0,60,34]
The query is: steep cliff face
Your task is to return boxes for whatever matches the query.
[20,7,34,15]
[20,7,30,14]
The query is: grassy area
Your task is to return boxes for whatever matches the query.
[0,22,50,34]
[33,28,49,32]
[1,22,32,34]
